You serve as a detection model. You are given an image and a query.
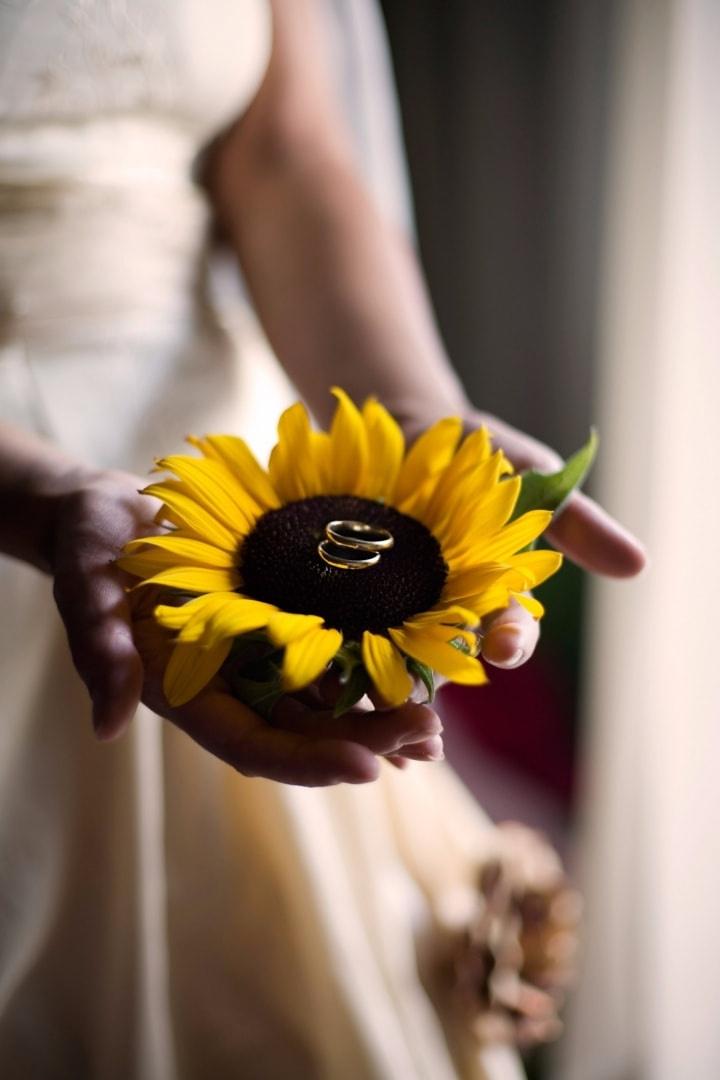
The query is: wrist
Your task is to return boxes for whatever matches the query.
[383,394,473,443]
[10,460,98,575]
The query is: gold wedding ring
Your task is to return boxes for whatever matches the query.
[318,540,381,570]
[318,520,394,570]
[325,520,394,552]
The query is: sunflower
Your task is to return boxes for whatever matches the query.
[118,389,562,710]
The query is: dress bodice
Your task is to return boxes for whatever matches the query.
[0,0,270,141]
[0,0,271,343]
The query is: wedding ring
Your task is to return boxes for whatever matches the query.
[318,539,381,570]
[325,520,394,552]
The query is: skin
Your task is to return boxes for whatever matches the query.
[0,0,646,786]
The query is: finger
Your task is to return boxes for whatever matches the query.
[397,734,445,762]
[481,598,539,669]
[476,413,647,577]
[272,697,442,757]
[366,676,428,711]
[54,562,143,740]
[385,755,411,770]
[547,491,647,578]
[174,688,379,786]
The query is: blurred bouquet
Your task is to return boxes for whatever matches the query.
[437,823,582,1049]
[119,389,595,716]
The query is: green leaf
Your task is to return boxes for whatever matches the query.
[406,658,435,703]
[222,636,285,720]
[227,670,285,721]
[511,428,599,522]
[448,636,472,655]
[227,631,278,667]
[333,663,371,718]
[333,640,363,682]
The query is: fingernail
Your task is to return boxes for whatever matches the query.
[484,624,524,665]
[403,735,445,761]
[399,722,443,747]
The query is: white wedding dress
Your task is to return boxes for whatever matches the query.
[0,4,522,1078]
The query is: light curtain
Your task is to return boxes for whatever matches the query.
[560,1,720,1077]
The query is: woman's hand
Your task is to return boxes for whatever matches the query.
[49,466,158,740]
[460,409,647,673]
[17,404,646,785]
[47,467,442,784]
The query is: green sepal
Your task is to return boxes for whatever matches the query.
[333,640,363,681]
[511,428,599,523]
[330,640,369,717]
[332,663,372,718]
[228,671,285,721]
[406,658,435,703]
[222,633,285,720]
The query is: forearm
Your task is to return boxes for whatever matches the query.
[209,136,467,428]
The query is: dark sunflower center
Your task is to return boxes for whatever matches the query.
[239,495,447,639]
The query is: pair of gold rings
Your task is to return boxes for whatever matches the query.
[318,519,394,570]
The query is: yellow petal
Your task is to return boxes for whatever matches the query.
[267,611,325,646]
[442,563,510,602]
[430,452,508,543]
[394,474,440,523]
[134,566,241,593]
[389,625,488,686]
[281,626,343,692]
[511,592,545,618]
[440,476,521,559]
[464,509,553,564]
[155,506,184,530]
[403,604,479,628]
[309,430,331,490]
[155,593,275,646]
[420,427,493,524]
[143,482,238,551]
[188,434,280,510]
[120,535,235,572]
[459,585,516,620]
[162,593,240,642]
[506,549,563,588]
[325,387,368,495]
[471,476,522,533]
[155,593,228,633]
[361,631,413,707]
[359,398,405,500]
[407,432,505,531]
[394,417,463,507]
[194,595,277,645]
[155,605,194,631]
[268,402,322,501]
[117,552,174,580]
[498,450,514,476]
[155,455,256,533]
[163,639,232,707]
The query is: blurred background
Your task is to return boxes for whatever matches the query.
[380,0,601,855]
[372,1,719,1078]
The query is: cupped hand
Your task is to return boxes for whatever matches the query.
[48,407,647,786]
[50,467,156,741]
[464,409,647,671]
[49,468,442,785]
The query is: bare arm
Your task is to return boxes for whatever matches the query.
[204,0,466,429]
[0,1,644,779]
[204,0,645,666]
